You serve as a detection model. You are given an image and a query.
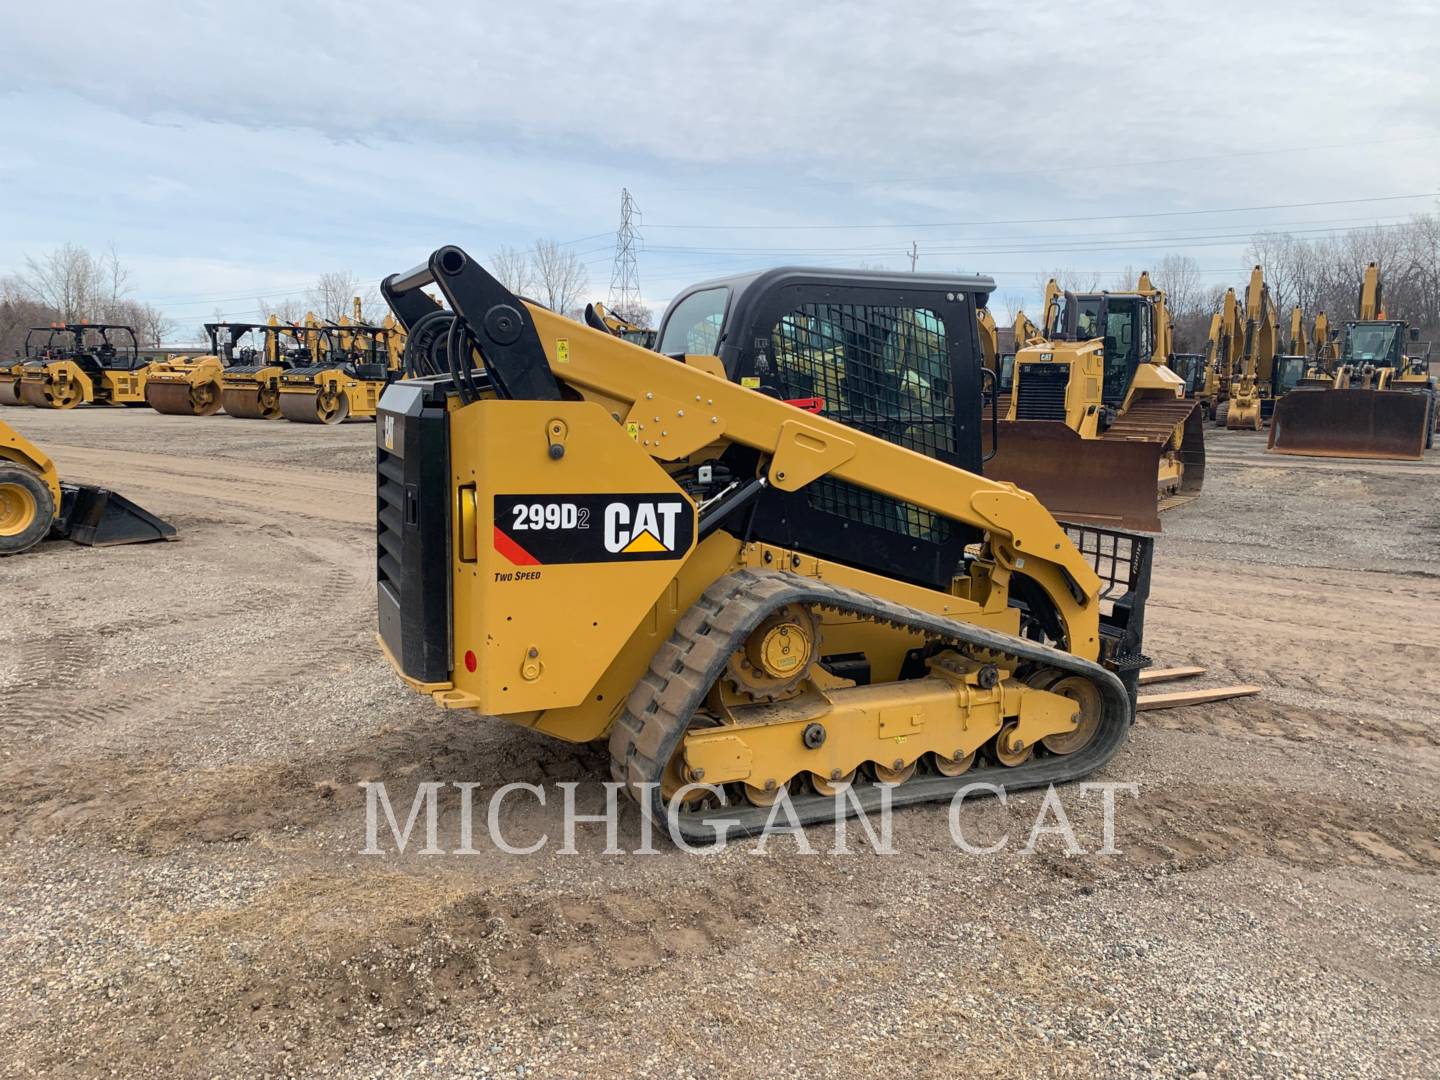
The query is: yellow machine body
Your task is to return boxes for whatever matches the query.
[983,272,1204,532]
[375,250,1152,838]
[1269,263,1437,460]
[277,306,405,424]
[1224,266,1279,431]
[145,354,226,416]
[0,358,25,407]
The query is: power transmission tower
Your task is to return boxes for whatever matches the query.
[608,188,643,319]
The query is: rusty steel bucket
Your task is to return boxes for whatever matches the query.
[983,420,1167,533]
[1267,388,1430,461]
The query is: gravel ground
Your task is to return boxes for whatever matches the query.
[1,407,1438,1078]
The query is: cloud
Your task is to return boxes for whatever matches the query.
[3,0,1437,315]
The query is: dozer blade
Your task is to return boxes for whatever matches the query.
[1268,389,1430,461]
[221,386,281,420]
[147,380,221,416]
[984,420,1167,533]
[53,483,177,547]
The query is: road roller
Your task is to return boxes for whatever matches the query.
[277,311,405,424]
[17,324,151,410]
[145,343,228,417]
[216,316,312,420]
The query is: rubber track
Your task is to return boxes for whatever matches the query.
[609,570,1132,844]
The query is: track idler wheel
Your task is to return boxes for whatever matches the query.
[221,386,281,420]
[1040,675,1103,755]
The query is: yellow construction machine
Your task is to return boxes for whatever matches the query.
[17,323,152,409]
[2,327,66,407]
[1269,262,1437,459]
[374,249,1155,842]
[982,273,1204,533]
[1221,266,1281,430]
[0,418,175,555]
[585,302,658,349]
[1195,288,1241,421]
[217,316,313,419]
[277,303,406,424]
[145,340,229,416]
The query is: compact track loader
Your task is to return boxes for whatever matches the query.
[0,419,175,555]
[278,306,406,424]
[374,247,1153,842]
[1269,263,1437,459]
[18,324,151,410]
[217,317,308,419]
[982,273,1204,533]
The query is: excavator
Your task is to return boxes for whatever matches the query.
[983,272,1204,533]
[1270,262,1437,459]
[0,418,175,555]
[277,301,406,424]
[1222,266,1281,430]
[374,248,1154,842]
[586,302,658,349]
[1296,310,1343,387]
[218,316,313,419]
[17,323,152,409]
[1195,287,1240,422]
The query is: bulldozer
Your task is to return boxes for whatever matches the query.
[586,302,658,349]
[1269,262,1437,459]
[0,418,175,555]
[217,316,313,419]
[17,323,152,409]
[373,247,1154,843]
[277,302,406,424]
[982,273,1204,533]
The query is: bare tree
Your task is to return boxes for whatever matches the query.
[257,296,306,324]
[492,245,537,298]
[610,302,654,328]
[306,271,378,323]
[1033,267,1101,294]
[531,239,589,314]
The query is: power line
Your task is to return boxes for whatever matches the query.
[645,192,1437,231]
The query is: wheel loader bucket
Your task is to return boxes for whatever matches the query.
[983,421,1166,533]
[53,483,177,546]
[1267,389,1430,461]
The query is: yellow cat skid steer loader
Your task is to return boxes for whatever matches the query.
[18,324,151,409]
[1269,263,1437,459]
[983,273,1204,533]
[0,419,175,555]
[278,310,406,424]
[374,247,1154,843]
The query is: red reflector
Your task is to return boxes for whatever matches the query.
[464,650,477,673]
[784,396,824,413]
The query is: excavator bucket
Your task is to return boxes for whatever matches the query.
[984,421,1167,533]
[53,484,177,546]
[1267,389,1430,461]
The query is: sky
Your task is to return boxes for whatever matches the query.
[2,0,1437,338]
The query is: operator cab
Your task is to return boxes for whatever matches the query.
[1051,292,1152,406]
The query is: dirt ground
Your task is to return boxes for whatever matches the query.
[1,405,1438,1079]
